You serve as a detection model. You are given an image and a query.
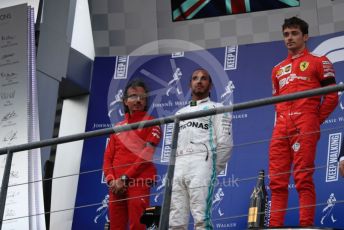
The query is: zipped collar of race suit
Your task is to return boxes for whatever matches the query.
[190,97,210,106]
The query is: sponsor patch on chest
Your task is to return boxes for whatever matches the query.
[180,121,209,130]
[276,64,292,78]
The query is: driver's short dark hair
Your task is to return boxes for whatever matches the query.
[282,16,309,35]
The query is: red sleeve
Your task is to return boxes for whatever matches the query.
[318,56,338,124]
[145,125,161,146]
[124,125,161,178]
[271,67,279,96]
[103,135,116,184]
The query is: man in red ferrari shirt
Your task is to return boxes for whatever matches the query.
[269,17,338,227]
[103,79,161,230]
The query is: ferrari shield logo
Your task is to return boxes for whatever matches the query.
[300,61,309,71]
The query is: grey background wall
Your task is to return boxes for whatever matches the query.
[90,0,344,56]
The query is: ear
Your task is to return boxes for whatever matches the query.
[123,99,128,107]
[209,81,213,90]
[303,34,309,42]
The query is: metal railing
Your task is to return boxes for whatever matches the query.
[0,84,343,229]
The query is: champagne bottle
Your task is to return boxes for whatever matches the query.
[248,170,268,229]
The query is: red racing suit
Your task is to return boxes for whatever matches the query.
[269,48,338,227]
[103,111,161,230]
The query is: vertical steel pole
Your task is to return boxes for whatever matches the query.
[158,118,180,230]
[0,149,14,230]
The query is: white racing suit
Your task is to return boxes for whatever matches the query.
[169,97,233,229]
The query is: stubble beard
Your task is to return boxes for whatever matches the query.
[192,90,209,100]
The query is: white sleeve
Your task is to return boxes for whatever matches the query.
[213,107,233,174]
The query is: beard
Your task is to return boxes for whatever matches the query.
[192,91,208,98]
[192,86,210,99]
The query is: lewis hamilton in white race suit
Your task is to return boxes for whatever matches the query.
[169,68,233,229]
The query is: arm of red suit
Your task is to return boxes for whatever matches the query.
[103,135,116,184]
[271,68,280,127]
[319,86,338,124]
[318,56,338,124]
[123,125,161,179]
[271,67,279,97]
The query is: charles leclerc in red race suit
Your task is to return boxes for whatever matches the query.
[103,111,161,230]
[269,48,338,226]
